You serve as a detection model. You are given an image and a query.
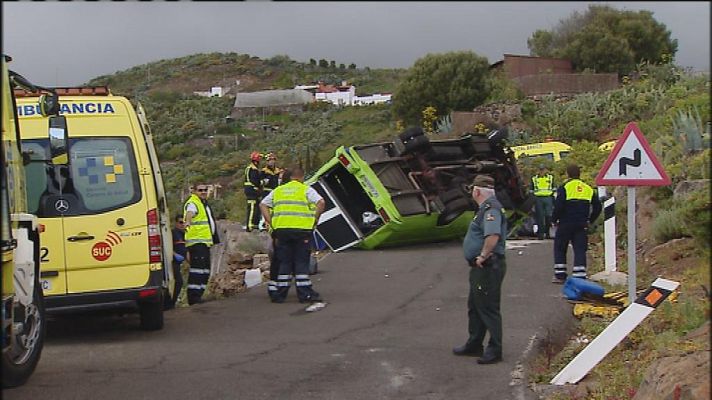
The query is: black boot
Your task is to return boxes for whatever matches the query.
[452,344,484,357]
[477,350,502,364]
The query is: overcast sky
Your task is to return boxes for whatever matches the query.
[2,1,709,87]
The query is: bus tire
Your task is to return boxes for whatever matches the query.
[399,127,424,142]
[1,282,46,388]
[437,198,471,226]
[139,294,164,331]
[404,135,431,154]
[439,188,464,205]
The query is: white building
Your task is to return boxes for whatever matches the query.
[293,82,391,106]
[353,93,392,105]
[193,86,225,97]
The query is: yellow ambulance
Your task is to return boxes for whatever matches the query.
[598,140,616,152]
[15,87,174,330]
[511,141,571,162]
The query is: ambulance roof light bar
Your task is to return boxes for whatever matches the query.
[13,86,111,97]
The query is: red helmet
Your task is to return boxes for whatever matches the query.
[250,151,261,162]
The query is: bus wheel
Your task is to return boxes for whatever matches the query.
[398,127,424,142]
[139,294,164,331]
[2,283,46,388]
[437,198,470,226]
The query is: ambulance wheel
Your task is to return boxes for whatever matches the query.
[139,294,164,331]
[2,282,46,388]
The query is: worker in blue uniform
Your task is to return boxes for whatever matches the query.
[551,164,602,283]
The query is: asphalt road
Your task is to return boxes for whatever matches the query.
[4,239,575,400]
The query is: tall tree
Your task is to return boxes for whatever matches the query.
[392,51,491,125]
[527,5,678,75]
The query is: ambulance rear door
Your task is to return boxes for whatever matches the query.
[61,136,151,294]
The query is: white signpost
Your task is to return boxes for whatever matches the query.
[595,122,671,304]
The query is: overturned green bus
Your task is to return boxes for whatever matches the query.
[306,127,533,251]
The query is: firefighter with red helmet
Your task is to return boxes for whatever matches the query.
[244,151,263,231]
[261,153,283,195]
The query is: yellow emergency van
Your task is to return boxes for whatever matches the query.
[15,87,173,330]
[511,141,571,162]
[598,140,616,152]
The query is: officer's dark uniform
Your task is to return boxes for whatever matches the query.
[460,191,507,362]
[244,160,262,232]
[551,178,602,281]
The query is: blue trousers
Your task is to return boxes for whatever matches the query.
[273,230,320,302]
[553,223,588,278]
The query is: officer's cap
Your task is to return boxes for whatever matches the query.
[471,174,495,189]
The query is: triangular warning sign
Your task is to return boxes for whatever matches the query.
[596,122,671,186]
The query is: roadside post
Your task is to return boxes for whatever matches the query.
[597,187,617,273]
[551,277,679,385]
[595,122,671,304]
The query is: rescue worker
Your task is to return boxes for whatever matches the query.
[531,165,555,240]
[259,166,325,304]
[266,168,290,301]
[259,152,283,231]
[551,164,602,284]
[453,174,507,365]
[167,214,186,309]
[244,151,263,232]
[261,153,283,195]
[183,182,218,305]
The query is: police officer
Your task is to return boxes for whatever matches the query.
[183,182,218,305]
[531,165,555,240]
[551,164,602,283]
[259,166,325,304]
[453,174,507,365]
[244,151,263,232]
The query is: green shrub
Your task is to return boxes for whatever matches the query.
[651,208,689,243]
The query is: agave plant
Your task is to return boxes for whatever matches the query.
[435,114,452,135]
[672,106,709,153]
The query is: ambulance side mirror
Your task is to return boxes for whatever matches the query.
[38,93,60,117]
[48,115,69,165]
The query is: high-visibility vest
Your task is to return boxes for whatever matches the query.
[244,163,259,187]
[563,179,594,202]
[183,194,213,246]
[533,174,554,197]
[271,181,315,230]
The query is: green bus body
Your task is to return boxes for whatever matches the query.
[306,130,531,251]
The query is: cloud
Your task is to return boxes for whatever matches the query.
[2,1,708,86]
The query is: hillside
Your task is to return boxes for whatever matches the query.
[80,51,710,399]
[87,52,406,97]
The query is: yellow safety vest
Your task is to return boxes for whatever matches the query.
[183,194,213,246]
[271,181,315,230]
[533,174,554,197]
[563,179,594,202]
